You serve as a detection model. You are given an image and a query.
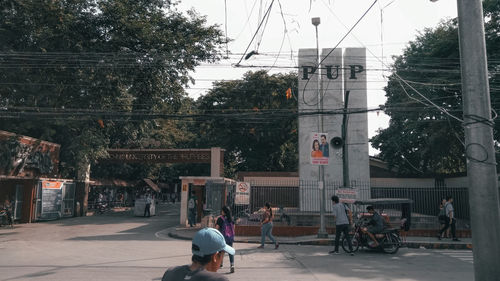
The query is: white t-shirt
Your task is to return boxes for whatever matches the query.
[445,202,454,218]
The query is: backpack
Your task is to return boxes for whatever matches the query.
[188,198,195,209]
[221,216,235,244]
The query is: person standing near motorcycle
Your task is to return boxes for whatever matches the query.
[330,196,354,255]
[361,206,384,247]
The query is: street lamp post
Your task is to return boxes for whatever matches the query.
[312,17,328,238]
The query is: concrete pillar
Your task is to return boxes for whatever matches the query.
[343,48,370,199]
[210,147,222,177]
[321,48,344,184]
[180,180,189,225]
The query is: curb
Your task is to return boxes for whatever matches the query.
[167,230,473,250]
[405,242,473,250]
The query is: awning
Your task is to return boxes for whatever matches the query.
[143,178,160,192]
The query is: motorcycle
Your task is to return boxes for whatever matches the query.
[340,198,412,254]
[341,215,401,254]
[0,207,14,228]
[96,201,109,214]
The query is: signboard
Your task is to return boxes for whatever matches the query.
[42,180,63,189]
[41,181,64,219]
[235,182,250,205]
[336,188,358,204]
[105,149,212,164]
[310,133,329,165]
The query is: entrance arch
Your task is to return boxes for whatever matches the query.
[76,147,224,215]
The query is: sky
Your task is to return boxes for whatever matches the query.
[176,0,458,155]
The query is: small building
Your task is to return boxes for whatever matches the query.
[0,130,75,222]
[178,176,235,226]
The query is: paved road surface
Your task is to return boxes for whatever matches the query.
[0,203,474,281]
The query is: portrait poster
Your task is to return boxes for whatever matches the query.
[310,132,329,165]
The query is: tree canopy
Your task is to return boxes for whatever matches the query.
[371,0,500,176]
[0,0,224,179]
[195,71,298,176]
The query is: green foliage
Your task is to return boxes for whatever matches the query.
[0,0,223,178]
[371,1,500,176]
[195,71,298,176]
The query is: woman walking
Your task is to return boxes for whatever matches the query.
[437,198,449,239]
[258,202,279,249]
[215,206,235,273]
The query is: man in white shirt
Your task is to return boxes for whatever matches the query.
[438,196,460,241]
[144,193,152,217]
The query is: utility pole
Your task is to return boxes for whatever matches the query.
[456,0,500,279]
[312,17,328,238]
[341,91,350,188]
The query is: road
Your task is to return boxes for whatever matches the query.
[0,203,474,281]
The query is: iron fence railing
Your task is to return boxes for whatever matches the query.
[228,179,487,230]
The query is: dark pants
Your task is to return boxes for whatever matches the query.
[188,209,196,227]
[440,218,457,238]
[335,224,352,252]
[144,203,151,217]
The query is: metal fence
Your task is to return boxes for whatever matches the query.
[228,179,482,230]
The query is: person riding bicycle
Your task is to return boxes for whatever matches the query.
[361,206,384,247]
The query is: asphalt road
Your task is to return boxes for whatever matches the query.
[0,203,474,281]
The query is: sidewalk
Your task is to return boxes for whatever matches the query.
[165,225,473,250]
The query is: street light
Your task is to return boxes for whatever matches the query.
[312,17,328,238]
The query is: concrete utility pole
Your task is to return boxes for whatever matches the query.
[341,90,350,188]
[312,16,328,238]
[456,0,500,279]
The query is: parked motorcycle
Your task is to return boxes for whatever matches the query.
[96,202,109,214]
[341,216,401,254]
[0,207,14,228]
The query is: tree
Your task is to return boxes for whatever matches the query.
[371,0,500,176]
[195,71,298,176]
[0,0,224,178]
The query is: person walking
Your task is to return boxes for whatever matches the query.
[437,198,449,239]
[258,202,279,249]
[161,228,234,281]
[330,196,354,255]
[438,196,460,241]
[215,206,235,273]
[144,193,152,217]
[188,191,198,227]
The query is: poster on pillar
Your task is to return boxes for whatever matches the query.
[310,133,329,165]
